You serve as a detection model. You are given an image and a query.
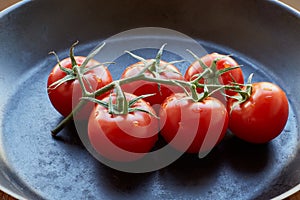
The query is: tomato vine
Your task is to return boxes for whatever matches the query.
[48,41,289,158]
[50,42,241,136]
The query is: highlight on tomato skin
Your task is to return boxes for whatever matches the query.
[87,93,159,162]
[184,52,244,97]
[159,93,229,154]
[227,82,289,144]
[47,56,113,120]
[121,60,185,106]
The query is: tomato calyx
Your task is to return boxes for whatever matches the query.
[47,53,76,90]
[187,50,242,88]
[227,73,253,113]
[125,43,184,78]
[48,41,111,93]
[185,67,228,103]
[83,87,158,118]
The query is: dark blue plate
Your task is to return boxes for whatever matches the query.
[0,0,299,199]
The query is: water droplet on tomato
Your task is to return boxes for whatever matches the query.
[263,87,272,91]
[133,121,139,126]
[93,74,102,83]
[192,107,203,113]
[265,95,272,100]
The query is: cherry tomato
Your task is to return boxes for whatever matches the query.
[88,93,159,162]
[159,93,228,154]
[227,82,289,143]
[121,60,184,106]
[47,56,113,119]
[185,53,244,96]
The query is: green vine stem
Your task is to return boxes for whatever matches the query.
[51,99,87,136]
[51,71,242,136]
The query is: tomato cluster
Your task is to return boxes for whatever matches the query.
[48,43,289,162]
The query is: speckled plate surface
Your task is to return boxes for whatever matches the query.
[0,0,299,199]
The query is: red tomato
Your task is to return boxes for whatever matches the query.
[47,56,113,119]
[159,93,228,154]
[185,53,244,96]
[88,93,159,162]
[121,60,184,106]
[227,82,289,143]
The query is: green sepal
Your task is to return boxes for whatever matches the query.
[156,61,185,75]
[155,43,167,69]
[108,92,114,114]
[216,65,242,76]
[48,51,73,75]
[124,50,146,62]
[80,97,109,108]
[70,41,79,69]
[129,107,159,119]
[48,74,76,90]
[228,73,254,114]
[81,62,115,74]
[127,93,158,118]
[186,49,209,70]
[128,93,155,107]
[81,42,106,68]
[198,84,210,102]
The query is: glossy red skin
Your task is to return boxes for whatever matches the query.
[88,93,159,162]
[227,82,289,143]
[47,56,113,119]
[159,93,229,154]
[184,53,244,96]
[121,60,184,106]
